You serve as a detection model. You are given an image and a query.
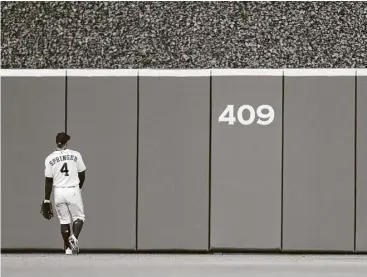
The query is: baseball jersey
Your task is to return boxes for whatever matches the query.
[45,149,86,188]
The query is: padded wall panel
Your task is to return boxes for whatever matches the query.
[210,69,282,250]
[138,70,210,250]
[356,70,367,252]
[67,71,137,249]
[282,70,355,251]
[1,73,65,248]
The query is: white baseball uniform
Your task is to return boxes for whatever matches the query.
[45,149,86,224]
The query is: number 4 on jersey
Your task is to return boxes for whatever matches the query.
[60,162,69,176]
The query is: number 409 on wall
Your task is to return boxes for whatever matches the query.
[218,105,275,126]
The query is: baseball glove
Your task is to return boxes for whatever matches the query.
[40,200,54,220]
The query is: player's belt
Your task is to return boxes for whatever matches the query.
[55,185,77,188]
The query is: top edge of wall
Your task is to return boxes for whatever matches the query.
[1,69,365,77]
[67,69,138,77]
[0,69,66,77]
[284,69,357,76]
[357,69,367,76]
[139,69,211,77]
[211,69,283,76]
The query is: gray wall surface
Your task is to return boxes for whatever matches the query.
[137,72,210,250]
[210,70,282,250]
[356,71,367,252]
[1,69,363,253]
[67,73,137,249]
[282,72,355,252]
[1,76,65,249]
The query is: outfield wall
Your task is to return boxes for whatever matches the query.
[1,69,366,253]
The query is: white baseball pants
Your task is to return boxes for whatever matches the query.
[54,187,85,224]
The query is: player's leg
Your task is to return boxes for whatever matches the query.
[68,219,84,253]
[60,224,72,252]
[54,193,73,254]
[68,188,85,253]
[72,219,84,239]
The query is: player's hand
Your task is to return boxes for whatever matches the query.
[40,200,54,220]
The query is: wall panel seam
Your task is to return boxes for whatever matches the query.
[354,71,357,252]
[208,70,212,250]
[135,70,140,250]
[281,70,285,251]
[65,70,68,133]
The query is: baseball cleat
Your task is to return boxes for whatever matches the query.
[68,235,79,253]
[65,248,73,255]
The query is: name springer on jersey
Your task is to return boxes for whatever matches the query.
[49,155,78,166]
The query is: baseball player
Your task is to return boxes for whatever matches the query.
[41,132,86,255]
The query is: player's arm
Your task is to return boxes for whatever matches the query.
[44,159,53,201]
[78,171,85,189]
[77,152,87,189]
[44,177,53,201]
